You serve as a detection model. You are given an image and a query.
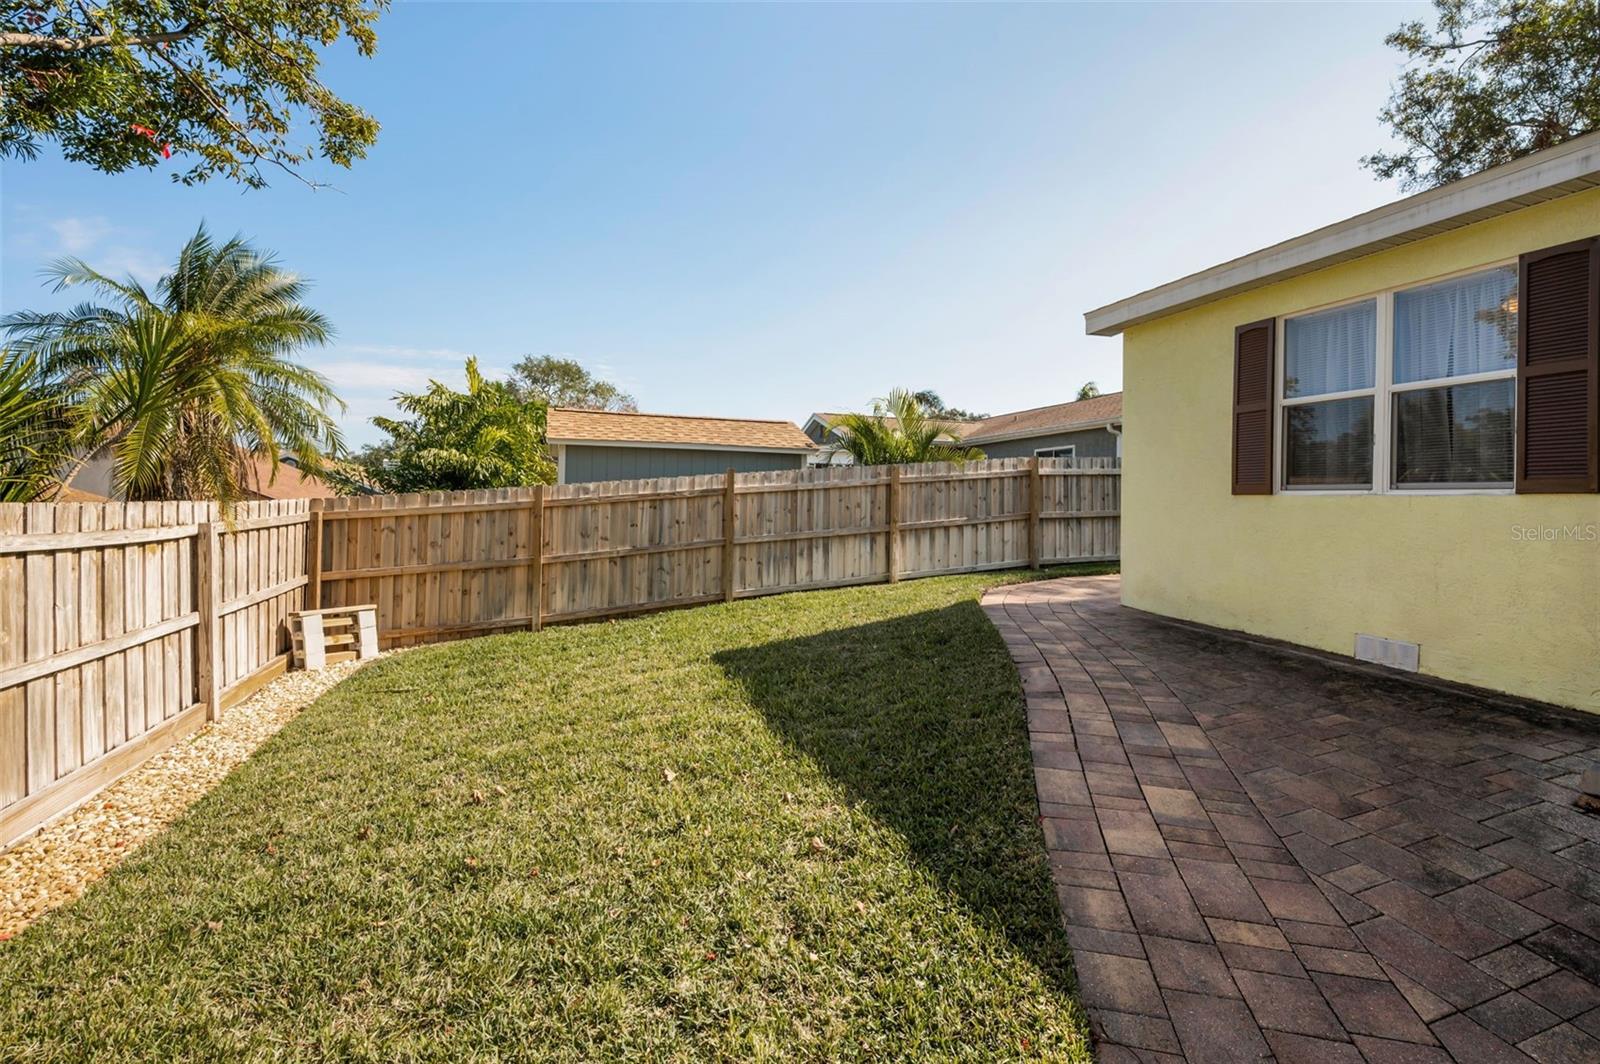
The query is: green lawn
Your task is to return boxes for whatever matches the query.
[0,566,1113,1062]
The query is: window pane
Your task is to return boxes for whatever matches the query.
[1284,396,1373,487]
[1394,378,1514,486]
[1285,300,1375,398]
[1393,266,1518,384]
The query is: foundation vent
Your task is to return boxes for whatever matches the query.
[1355,634,1421,673]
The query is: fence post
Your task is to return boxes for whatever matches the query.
[887,465,901,583]
[722,468,737,602]
[306,500,324,611]
[1028,457,1042,570]
[195,521,222,720]
[529,485,544,631]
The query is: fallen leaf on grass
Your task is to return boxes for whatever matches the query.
[469,790,486,805]
[662,767,676,783]
[809,836,825,853]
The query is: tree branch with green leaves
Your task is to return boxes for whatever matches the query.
[1,0,386,188]
[1364,0,1600,190]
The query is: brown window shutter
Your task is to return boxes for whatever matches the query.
[1518,239,1600,492]
[1233,318,1275,495]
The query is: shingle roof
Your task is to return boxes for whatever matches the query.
[810,412,978,437]
[547,408,816,451]
[242,456,336,499]
[963,393,1122,444]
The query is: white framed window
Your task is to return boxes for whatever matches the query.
[1276,262,1518,494]
[1390,266,1517,489]
[1035,445,1076,459]
[1281,299,1377,489]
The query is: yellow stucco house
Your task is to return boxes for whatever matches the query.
[1087,133,1600,713]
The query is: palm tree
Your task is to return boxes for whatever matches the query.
[2,225,344,505]
[828,389,984,466]
[0,350,70,502]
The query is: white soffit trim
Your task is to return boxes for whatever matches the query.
[1083,130,1600,337]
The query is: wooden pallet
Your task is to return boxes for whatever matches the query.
[290,605,378,670]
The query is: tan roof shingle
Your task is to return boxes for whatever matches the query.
[964,393,1122,444]
[811,412,979,438]
[547,408,816,451]
[241,456,337,500]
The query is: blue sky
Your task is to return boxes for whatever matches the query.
[1,2,1429,448]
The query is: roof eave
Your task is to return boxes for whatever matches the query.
[1084,130,1600,337]
[964,417,1122,447]
[548,437,815,453]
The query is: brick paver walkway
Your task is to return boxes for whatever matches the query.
[983,575,1600,1064]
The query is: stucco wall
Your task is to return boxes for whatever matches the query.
[973,427,1120,460]
[1120,187,1600,711]
[561,444,807,483]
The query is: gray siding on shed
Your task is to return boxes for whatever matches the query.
[561,444,808,483]
[969,426,1119,460]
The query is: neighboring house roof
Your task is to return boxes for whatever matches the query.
[1085,129,1600,337]
[963,393,1122,445]
[803,412,978,439]
[547,408,816,452]
[52,483,109,502]
[241,456,337,500]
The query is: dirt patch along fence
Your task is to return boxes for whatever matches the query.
[0,457,1118,848]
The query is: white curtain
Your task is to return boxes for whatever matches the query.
[1285,299,1376,397]
[1393,266,1517,384]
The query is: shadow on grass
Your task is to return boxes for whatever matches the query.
[713,598,1075,996]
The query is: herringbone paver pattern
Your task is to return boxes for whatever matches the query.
[983,576,1600,1064]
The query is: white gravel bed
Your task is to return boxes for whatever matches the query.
[0,655,388,941]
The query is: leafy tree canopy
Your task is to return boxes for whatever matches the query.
[828,389,985,466]
[1076,382,1101,401]
[908,389,986,421]
[2,224,344,504]
[1,0,386,188]
[359,358,555,493]
[509,355,637,411]
[1364,0,1600,190]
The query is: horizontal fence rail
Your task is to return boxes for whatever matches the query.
[0,457,1117,849]
[0,498,312,850]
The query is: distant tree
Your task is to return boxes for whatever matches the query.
[908,388,986,421]
[510,356,637,411]
[1076,382,1102,402]
[1363,0,1600,191]
[2,225,345,505]
[359,358,554,493]
[0,350,70,501]
[0,0,385,188]
[829,389,984,466]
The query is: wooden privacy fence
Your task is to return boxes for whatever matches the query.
[0,499,313,849]
[0,457,1117,848]
[315,457,1119,639]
